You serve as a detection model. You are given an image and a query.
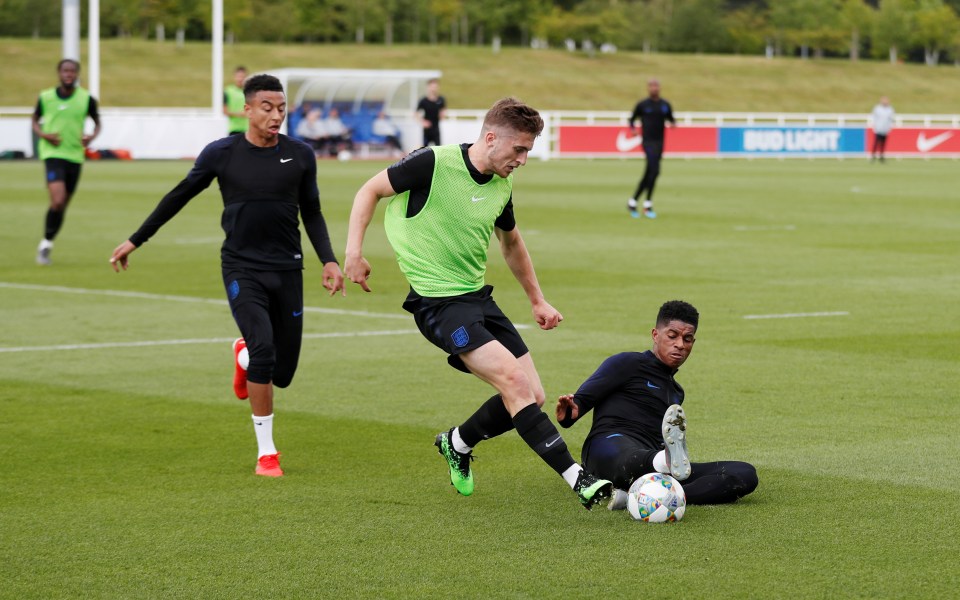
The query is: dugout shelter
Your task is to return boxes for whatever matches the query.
[270,68,441,152]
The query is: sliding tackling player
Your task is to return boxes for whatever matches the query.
[557,300,758,508]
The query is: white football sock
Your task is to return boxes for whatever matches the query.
[561,464,583,489]
[653,450,669,473]
[252,413,277,458]
[451,427,472,454]
[643,200,654,210]
[38,239,54,250]
[627,198,638,209]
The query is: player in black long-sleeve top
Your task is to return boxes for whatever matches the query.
[627,79,675,219]
[109,75,344,477]
[556,300,758,508]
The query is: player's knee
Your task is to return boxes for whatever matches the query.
[246,341,276,384]
[728,462,759,497]
[273,373,294,388]
[531,383,546,408]
[499,367,537,409]
[271,361,298,389]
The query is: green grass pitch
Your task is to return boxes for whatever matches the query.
[1,156,958,598]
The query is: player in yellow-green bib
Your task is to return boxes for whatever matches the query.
[31,59,101,265]
[345,98,613,510]
[223,66,249,135]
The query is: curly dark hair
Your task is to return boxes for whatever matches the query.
[243,74,283,101]
[482,97,544,137]
[57,59,80,71]
[656,300,699,329]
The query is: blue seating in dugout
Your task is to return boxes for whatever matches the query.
[291,102,394,146]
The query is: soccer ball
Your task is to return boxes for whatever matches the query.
[337,149,353,161]
[627,472,686,523]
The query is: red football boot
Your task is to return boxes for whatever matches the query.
[232,338,249,400]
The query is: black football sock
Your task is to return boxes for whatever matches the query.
[44,208,65,241]
[512,404,577,476]
[458,394,514,448]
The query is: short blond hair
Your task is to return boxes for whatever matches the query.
[482,97,544,137]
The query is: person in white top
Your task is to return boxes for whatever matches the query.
[372,110,404,156]
[324,107,353,154]
[295,108,328,154]
[871,96,895,162]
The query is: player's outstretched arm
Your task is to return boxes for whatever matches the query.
[344,169,395,293]
[109,240,137,272]
[495,226,563,330]
[108,148,217,272]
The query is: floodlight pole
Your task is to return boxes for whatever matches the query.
[212,0,224,117]
[88,0,100,99]
[62,0,80,61]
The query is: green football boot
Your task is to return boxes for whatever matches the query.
[574,471,614,510]
[435,428,474,496]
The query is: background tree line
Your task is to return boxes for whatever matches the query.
[2,0,959,65]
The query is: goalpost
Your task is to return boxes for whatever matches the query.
[64,0,223,115]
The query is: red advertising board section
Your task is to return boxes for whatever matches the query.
[866,128,960,155]
[557,125,717,156]
[558,124,960,157]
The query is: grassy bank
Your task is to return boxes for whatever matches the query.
[2,38,959,113]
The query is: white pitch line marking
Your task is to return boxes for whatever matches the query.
[743,311,849,320]
[0,281,409,320]
[733,225,796,232]
[0,329,421,354]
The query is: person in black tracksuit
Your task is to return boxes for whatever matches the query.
[109,75,344,477]
[417,78,447,147]
[627,79,675,219]
[556,300,758,505]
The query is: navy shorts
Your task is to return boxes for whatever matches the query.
[403,285,529,373]
[44,158,82,195]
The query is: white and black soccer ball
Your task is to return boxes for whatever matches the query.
[627,472,686,523]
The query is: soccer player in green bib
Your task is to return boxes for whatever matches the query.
[31,59,101,265]
[345,98,613,509]
[223,66,249,135]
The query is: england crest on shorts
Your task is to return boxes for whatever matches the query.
[451,326,470,348]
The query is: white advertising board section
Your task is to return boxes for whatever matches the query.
[0,110,549,160]
[94,113,226,159]
[0,117,33,155]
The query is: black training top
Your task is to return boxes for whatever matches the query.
[558,350,685,451]
[417,95,446,129]
[629,98,675,143]
[128,133,337,270]
[386,143,515,230]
